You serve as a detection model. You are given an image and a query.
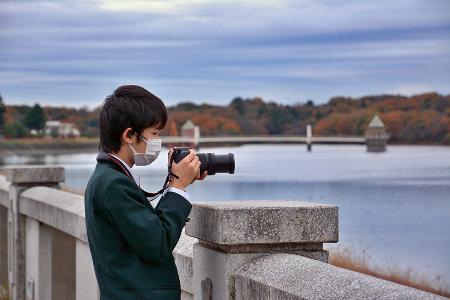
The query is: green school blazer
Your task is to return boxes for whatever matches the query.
[84,153,192,300]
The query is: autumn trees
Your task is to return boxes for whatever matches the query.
[1,92,449,144]
[168,93,450,144]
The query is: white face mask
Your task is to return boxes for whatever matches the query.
[129,135,161,166]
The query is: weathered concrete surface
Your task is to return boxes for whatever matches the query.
[19,186,86,242]
[5,166,65,185]
[235,254,445,300]
[181,290,193,300]
[50,224,76,300]
[0,175,10,190]
[0,176,8,289]
[188,200,339,300]
[186,200,338,245]
[25,218,44,299]
[4,167,63,300]
[193,243,265,300]
[198,240,328,261]
[76,240,99,300]
[173,230,197,296]
[4,167,65,298]
[0,175,10,208]
[0,205,8,290]
[0,175,10,290]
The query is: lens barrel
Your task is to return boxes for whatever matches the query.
[197,153,235,175]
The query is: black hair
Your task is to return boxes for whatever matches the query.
[99,85,167,153]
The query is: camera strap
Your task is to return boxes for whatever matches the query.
[144,153,180,201]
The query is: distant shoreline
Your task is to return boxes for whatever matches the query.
[0,137,99,155]
[0,137,448,156]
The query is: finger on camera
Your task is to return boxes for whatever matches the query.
[184,151,196,163]
[189,157,199,167]
[179,153,194,165]
[194,166,200,176]
[190,164,199,173]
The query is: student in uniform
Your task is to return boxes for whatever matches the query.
[84,85,207,300]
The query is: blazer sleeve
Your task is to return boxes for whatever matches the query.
[102,176,192,263]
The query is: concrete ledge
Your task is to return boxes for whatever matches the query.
[235,254,444,300]
[0,175,9,208]
[173,230,197,295]
[5,166,65,185]
[19,186,87,242]
[0,175,9,192]
[185,200,338,245]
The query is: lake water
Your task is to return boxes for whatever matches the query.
[2,144,449,291]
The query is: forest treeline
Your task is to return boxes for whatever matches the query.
[1,92,449,144]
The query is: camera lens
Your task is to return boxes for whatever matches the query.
[172,147,235,175]
[197,153,235,175]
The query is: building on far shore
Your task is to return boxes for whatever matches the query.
[365,114,389,152]
[181,119,200,149]
[44,121,81,138]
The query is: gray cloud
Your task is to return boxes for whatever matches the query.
[0,0,449,107]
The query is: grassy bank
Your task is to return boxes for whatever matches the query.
[329,247,450,298]
[0,137,99,154]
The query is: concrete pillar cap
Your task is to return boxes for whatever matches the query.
[185,200,338,245]
[5,165,65,185]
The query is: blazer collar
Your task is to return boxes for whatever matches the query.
[96,151,162,201]
[96,152,136,183]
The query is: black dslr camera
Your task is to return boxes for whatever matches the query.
[171,147,235,175]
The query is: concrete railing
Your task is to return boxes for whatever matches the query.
[0,166,97,300]
[0,166,443,300]
[234,254,440,299]
[0,175,10,297]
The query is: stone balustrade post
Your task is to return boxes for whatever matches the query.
[5,166,64,300]
[185,200,339,300]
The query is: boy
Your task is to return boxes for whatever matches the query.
[84,85,206,299]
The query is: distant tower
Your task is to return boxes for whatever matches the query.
[365,114,388,152]
[306,124,312,152]
[181,119,200,150]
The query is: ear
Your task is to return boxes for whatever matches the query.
[121,127,135,145]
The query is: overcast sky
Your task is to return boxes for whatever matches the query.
[1,0,449,108]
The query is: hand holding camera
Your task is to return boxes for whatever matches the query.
[167,147,235,191]
[168,148,206,191]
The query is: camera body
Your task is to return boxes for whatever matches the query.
[171,147,235,175]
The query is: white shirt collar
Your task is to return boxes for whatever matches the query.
[108,153,140,185]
